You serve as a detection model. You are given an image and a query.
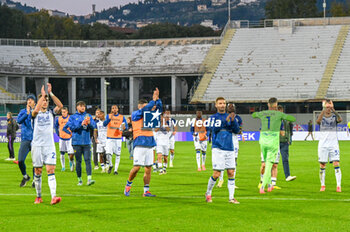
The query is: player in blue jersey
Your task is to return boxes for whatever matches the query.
[17,94,36,187]
[217,103,243,188]
[124,88,162,197]
[205,97,240,204]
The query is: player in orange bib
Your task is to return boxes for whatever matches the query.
[103,105,127,175]
[54,107,75,172]
[124,88,162,197]
[191,111,209,171]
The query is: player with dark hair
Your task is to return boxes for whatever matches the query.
[63,100,97,186]
[17,94,36,187]
[252,98,295,194]
[205,97,240,204]
[31,83,63,204]
[103,105,127,175]
[55,107,75,172]
[124,88,162,197]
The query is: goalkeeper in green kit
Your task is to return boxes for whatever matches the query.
[252,98,296,194]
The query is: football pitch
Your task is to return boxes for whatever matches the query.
[0,141,349,232]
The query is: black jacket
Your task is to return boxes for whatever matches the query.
[7,118,17,137]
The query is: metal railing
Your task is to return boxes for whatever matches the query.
[0,37,220,48]
[0,64,203,76]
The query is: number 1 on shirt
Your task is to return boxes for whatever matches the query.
[266,116,271,129]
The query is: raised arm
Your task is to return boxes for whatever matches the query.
[332,108,342,123]
[316,110,325,125]
[32,85,46,118]
[47,83,63,114]
[103,114,111,127]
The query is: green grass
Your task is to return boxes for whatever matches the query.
[1,141,350,231]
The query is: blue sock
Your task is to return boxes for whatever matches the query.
[126,180,133,186]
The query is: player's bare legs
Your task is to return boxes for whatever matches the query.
[258,162,265,188]
[143,166,151,185]
[128,166,141,181]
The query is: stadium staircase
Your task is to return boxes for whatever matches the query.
[190,29,236,103]
[316,25,350,99]
[41,47,67,76]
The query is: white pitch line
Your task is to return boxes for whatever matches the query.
[0,193,349,202]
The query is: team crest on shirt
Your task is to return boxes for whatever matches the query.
[143,109,161,128]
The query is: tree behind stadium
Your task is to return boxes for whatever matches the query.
[265,0,318,19]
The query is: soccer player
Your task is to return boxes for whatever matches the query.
[17,94,36,187]
[31,84,63,204]
[165,110,177,167]
[205,97,240,204]
[191,110,208,172]
[94,111,108,173]
[304,120,314,141]
[103,105,127,175]
[55,107,75,172]
[252,97,295,194]
[155,114,170,175]
[124,88,162,197]
[278,105,297,182]
[63,101,96,186]
[92,108,101,170]
[217,103,242,188]
[316,100,342,192]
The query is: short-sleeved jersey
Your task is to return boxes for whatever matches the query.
[156,127,170,146]
[32,109,55,147]
[319,114,338,148]
[96,120,107,145]
[252,110,295,145]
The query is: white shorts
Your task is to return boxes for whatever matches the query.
[105,139,122,155]
[96,143,106,153]
[157,144,169,156]
[212,148,236,171]
[59,139,74,154]
[169,136,175,150]
[194,140,207,152]
[133,146,154,166]
[261,151,280,164]
[318,146,340,163]
[32,145,57,168]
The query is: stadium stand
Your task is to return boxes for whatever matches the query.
[200,25,342,102]
[0,44,212,75]
[191,28,236,103]
[316,25,350,99]
[327,26,350,100]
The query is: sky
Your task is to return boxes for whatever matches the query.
[14,0,139,15]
